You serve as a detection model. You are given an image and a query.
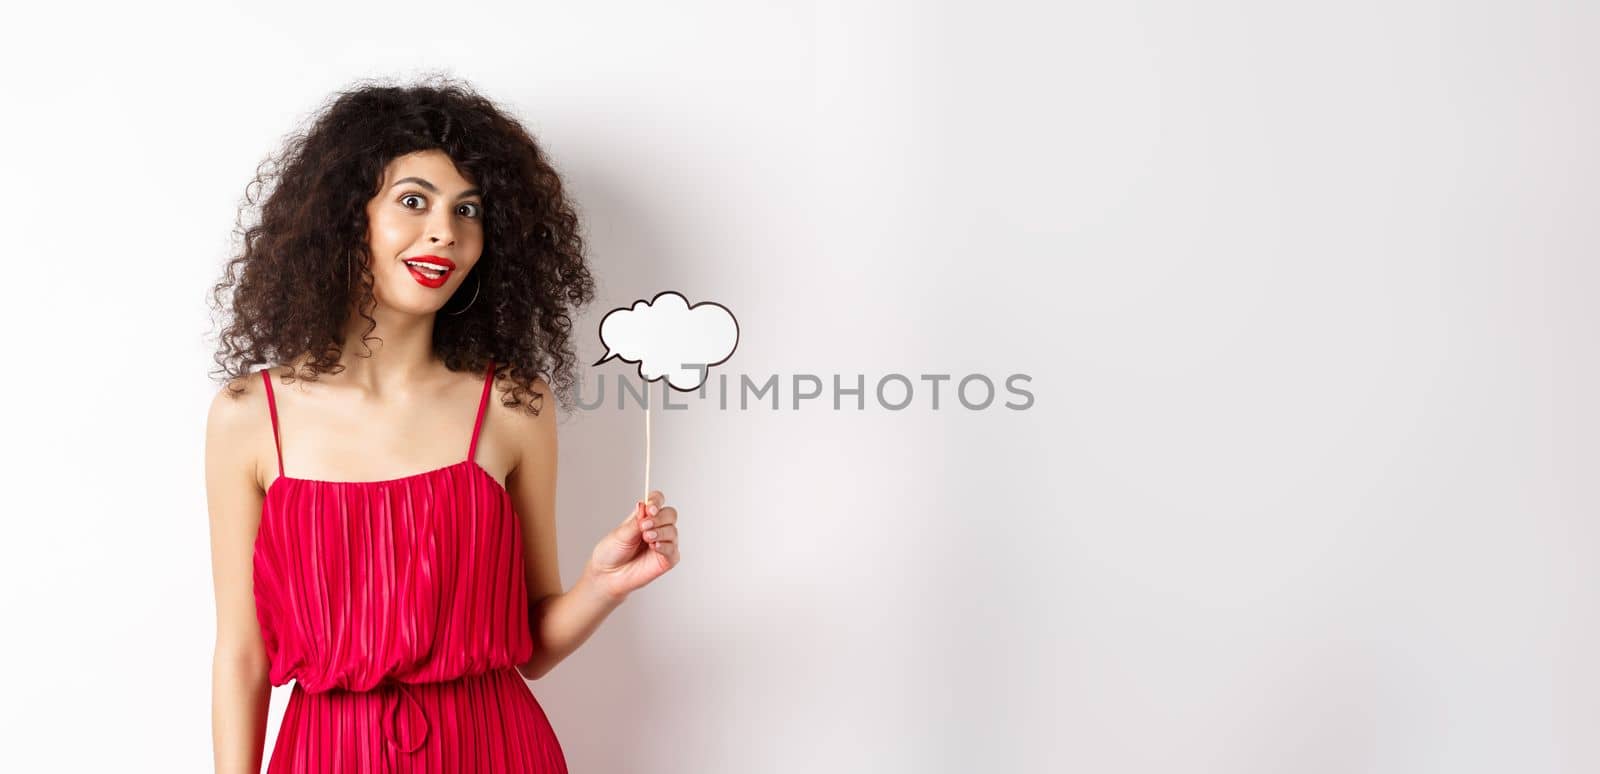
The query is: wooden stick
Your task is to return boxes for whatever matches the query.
[643,380,652,508]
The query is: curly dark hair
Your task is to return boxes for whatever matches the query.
[207,73,596,415]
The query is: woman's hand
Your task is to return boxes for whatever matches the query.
[584,490,680,603]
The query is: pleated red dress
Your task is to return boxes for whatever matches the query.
[253,361,568,772]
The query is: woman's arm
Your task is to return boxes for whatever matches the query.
[504,379,627,681]
[206,381,272,773]
[522,572,628,680]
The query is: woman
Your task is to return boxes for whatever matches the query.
[204,77,681,773]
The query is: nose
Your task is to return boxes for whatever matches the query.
[427,208,456,246]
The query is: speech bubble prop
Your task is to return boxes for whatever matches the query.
[591,290,739,513]
[593,291,739,391]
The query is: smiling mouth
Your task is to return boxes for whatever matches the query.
[404,259,452,279]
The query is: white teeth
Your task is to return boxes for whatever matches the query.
[405,260,450,272]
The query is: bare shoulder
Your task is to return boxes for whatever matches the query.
[489,372,557,431]
[488,373,558,473]
[208,370,262,436]
[207,368,274,492]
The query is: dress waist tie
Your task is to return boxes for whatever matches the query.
[380,679,430,762]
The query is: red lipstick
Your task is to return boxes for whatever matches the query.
[403,255,456,289]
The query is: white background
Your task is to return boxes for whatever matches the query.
[1,1,1595,772]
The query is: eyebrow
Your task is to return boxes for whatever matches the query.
[391,176,483,199]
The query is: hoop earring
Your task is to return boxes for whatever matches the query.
[445,273,481,315]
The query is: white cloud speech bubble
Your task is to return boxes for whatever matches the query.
[592,291,738,391]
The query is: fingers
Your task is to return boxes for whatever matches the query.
[639,502,679,559]
[639,506,676,533]
[631,494,681,561]
[653,541,680,564]
[638,494,669,523]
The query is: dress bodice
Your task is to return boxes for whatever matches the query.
[250,361,533,693]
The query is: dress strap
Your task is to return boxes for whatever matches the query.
[467,360,495,463]
[260,369,284,477]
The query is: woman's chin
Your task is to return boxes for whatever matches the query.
[372,284,454,316]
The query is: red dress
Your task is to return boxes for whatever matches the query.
[253,361,568,772]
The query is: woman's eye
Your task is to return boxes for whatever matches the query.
[399,193,479,219]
